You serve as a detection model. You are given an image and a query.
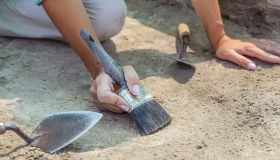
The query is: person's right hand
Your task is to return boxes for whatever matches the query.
[90,66,140,113]
[215,35,280,71]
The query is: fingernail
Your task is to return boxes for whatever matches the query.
[132,85,140,96]
[247,63,256,71]
[120,105,129,112]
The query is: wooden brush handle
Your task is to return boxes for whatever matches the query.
[80,29,127,88]
[178,23,190,42]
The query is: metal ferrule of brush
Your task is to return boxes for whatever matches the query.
[118,86,153,113]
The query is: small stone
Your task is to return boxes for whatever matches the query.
[236,111,242,115]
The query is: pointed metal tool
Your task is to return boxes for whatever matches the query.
[166,23,196,84]
[0,111,102,153]
[172,23,195,68]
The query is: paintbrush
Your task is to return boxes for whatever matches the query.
[80,29,172,135]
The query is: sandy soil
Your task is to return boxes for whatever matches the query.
[1,0,280,159]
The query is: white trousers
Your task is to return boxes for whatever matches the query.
[0,0,127,41]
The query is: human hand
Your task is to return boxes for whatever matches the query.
[214,35,280,71]
[90,66,140,113]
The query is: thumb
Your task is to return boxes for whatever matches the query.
[122,65,140,96]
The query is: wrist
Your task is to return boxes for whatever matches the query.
[87,62,103,80]
[213,34,230,51]
[93,68,104,80]
[207,21,226,50]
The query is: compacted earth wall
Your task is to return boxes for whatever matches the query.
[159,0,280,36]
[220,0,280,36]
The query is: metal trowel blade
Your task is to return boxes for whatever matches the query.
[167,57,196,84]
[175,58,195,68]
[170,56,196,69]
[30,111,102,153]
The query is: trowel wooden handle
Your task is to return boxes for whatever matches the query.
[178,23,190,42]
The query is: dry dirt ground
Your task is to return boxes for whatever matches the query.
[1,0,280,159]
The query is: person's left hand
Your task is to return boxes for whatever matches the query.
[90,65,140,113]
[214,35,280,71]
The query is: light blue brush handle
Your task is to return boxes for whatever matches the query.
[80,29,127,88]
[33,0,43,5]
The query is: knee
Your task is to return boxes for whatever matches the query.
[86,0,127,41]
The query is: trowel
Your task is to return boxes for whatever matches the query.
[0,111,102,153]
[167,23,196,84]
[172,23,195,68]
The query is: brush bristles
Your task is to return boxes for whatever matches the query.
[130,99,172,135]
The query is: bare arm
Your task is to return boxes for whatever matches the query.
[191,0,225,50]
[192,0,280,70]
[42,0,102,79]
[41,0,140,112]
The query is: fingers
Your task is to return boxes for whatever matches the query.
[122,65,140,96]
[263,40,280,56]
[244,39,280,56]
[90,73,130,113]
[97,90,130,112]
[91,84,124,113]
[223,49,256,71]
[243,46,280,64]
[96,76,130,112]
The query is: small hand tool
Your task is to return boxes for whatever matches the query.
[0,111,102,153]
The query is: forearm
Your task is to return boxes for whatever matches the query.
[42,0,102,79]
[191,0,226,50]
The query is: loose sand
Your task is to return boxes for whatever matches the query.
[0,0,280,159]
